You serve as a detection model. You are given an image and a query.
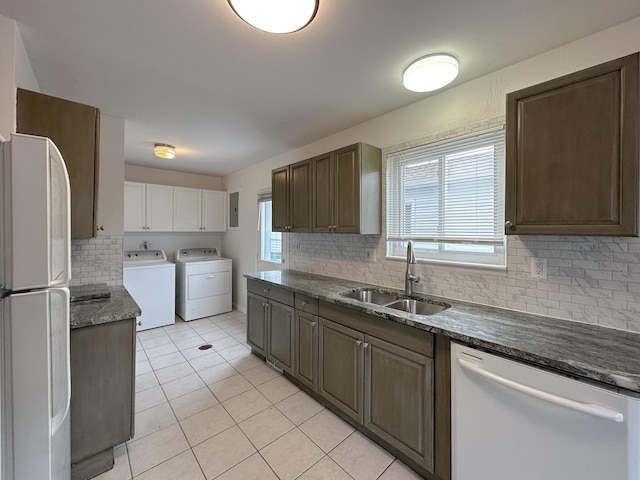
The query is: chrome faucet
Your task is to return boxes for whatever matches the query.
[405,241,420,296]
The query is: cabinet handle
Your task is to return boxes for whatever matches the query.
[301,300,307,306]
[263,288,269,293]
[355,340,362,346]
[363,342,369,349]
[505,220,516,231]
[310,322,316,327]
[97,225,104,232]
[332,225,337,231]
[205,275,216,279]
[137,321,142,326]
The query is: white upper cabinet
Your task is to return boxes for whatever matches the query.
[202,190,227,232]
[124,182,173,231]
[173,187,226,232]
[173,187,202,231]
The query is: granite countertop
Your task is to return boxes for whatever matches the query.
[70,285,141,329]
[245,269,640,394]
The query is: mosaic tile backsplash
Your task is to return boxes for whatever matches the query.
[70,234,123,287]
[288,233,640,334]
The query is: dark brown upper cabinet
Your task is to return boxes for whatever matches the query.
[273,142,382,235]
[312,143,382,234]
[272,159,312,233]
[17,88,100,239]
[505,53,639,236]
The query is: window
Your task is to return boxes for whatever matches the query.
[258,192,283,264]
[386,128,506,267]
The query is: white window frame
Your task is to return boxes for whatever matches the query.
[257,190,287,271]
[386,127,506,268]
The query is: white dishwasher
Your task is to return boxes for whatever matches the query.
[451,342,640,480]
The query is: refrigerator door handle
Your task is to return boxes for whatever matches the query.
[50,289,71,434]
[458,357,625,422]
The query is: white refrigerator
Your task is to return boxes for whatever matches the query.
[0,133,72,480]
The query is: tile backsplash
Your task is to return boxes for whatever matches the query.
[288,233,640,334]
[70,234,123,286]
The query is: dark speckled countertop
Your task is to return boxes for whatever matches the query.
[245,270,640,394]
[70,285,141,329]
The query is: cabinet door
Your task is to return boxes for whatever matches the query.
[123,182,146,231]
[247,293,267,355]
[364,335,434,471]
[506,53,639,235]
[295,310,318,391]
[70,319,135,464]
[312,152,333,232]
[202,190,227,231]
[173,187,202,231]
[272,166,289,232]
[289,160,312,232]
[333,144,360,233]
[146,184,174,231]
[318,318,364,423]
[267,301,295,374]
[17,88,100,239]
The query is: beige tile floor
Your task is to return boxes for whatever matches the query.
[94,310,424,480]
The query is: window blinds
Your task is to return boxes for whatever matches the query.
[386,128,505,246]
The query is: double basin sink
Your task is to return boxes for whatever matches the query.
[341,288,449,316]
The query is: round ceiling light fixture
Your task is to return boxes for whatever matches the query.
[227,0,319,34]
[403,54,459,92]
[154,143,175,159]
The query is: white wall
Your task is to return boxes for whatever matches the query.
[125,164,223,190]
[223,16,640,332]
[0,14,16,139]
[14,23,38,92]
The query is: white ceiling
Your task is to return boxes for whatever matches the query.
[1,1,639,176]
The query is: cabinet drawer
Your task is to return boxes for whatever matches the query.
[319,301,433,358]
[247,280,294,307]
[295,294,318,315]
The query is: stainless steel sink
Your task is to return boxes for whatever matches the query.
[341,288,449,316]
[386,298,449,316]
[341,289,400,306]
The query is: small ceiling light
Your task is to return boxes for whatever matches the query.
[228,0,319,34]
[403,54,459,92]
[154,143,175,159]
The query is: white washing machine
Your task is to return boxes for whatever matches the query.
[123,250,176,331]
[175,247,232,321]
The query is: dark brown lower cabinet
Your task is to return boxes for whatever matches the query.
[267,301,295,374]
[246,280,450,480]
[247,287,295,374]
[318,318,365,423]
[247,291,268,356]
[365,336,434,471]
[295,310,318,391]
[70,318,135,480]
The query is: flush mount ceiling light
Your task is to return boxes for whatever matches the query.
[403,54,459,92]
[154,143,175,159]
[227,0,319,34]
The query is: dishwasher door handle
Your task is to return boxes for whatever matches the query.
[458,358,624,423]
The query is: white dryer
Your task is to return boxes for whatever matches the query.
[175,247,232,321]
[123,250,176,331]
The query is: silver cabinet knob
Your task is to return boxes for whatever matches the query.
[363,342,369,349]
[505,220,516,231]
[137,321,142,326]
[355,340,362,346]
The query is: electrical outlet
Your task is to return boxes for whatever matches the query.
[365,249,377,262]
[530,258,547,279]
